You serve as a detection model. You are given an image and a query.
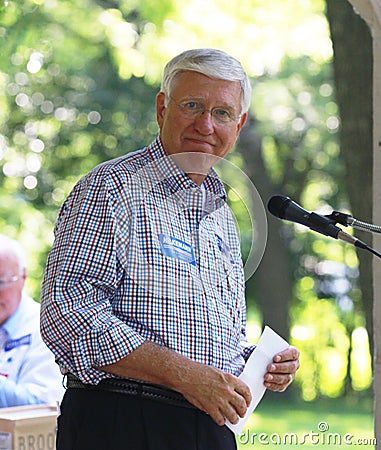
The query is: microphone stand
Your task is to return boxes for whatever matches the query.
[324,211,381,259]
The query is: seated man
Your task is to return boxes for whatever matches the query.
[0,234,63,407]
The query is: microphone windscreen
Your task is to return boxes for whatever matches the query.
[267,195,290,219]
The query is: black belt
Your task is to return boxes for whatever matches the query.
[66,374,196,410]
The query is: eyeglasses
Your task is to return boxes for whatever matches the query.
[0,275,20,290]
[169,96,241,125]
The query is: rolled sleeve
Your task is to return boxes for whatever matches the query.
[69,308,146,383]
[41,164,141,383]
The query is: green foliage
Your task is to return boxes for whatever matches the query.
[0,0,159,299]
[289,250,372,399]
[253,56,344,206]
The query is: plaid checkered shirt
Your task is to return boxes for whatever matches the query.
[40,137,254,384]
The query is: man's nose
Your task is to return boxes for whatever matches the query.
[194,110,214,134]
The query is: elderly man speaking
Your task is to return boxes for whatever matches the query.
[41,48,300,450]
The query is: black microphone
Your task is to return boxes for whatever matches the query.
[267,195,368,250]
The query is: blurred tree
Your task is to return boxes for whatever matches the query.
[325,0,374,360]
[237,55,346,340]
[0,0,161,288]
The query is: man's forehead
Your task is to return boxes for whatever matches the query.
[0,251,19,265]
[171,71,242,103]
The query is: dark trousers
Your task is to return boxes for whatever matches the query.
[56,388,237,450]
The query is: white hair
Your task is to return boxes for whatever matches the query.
[160,48,252,114]
[0,234,27,270]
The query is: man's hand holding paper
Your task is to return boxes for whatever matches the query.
[264,345,300,392]
[227,326,300,434]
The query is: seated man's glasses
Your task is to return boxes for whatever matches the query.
[0,275,20,290]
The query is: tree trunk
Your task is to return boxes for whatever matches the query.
[237,115,293,341]
[325,0,374,358]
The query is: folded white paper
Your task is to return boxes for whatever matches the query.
[226,326,289,434]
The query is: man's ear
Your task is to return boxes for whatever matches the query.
[156,92,166,128]
[20,267,27,288]
[236,112,248,135]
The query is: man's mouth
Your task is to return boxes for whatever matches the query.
[185,137,215,147]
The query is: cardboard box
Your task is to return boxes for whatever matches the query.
[0,405,57,450]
